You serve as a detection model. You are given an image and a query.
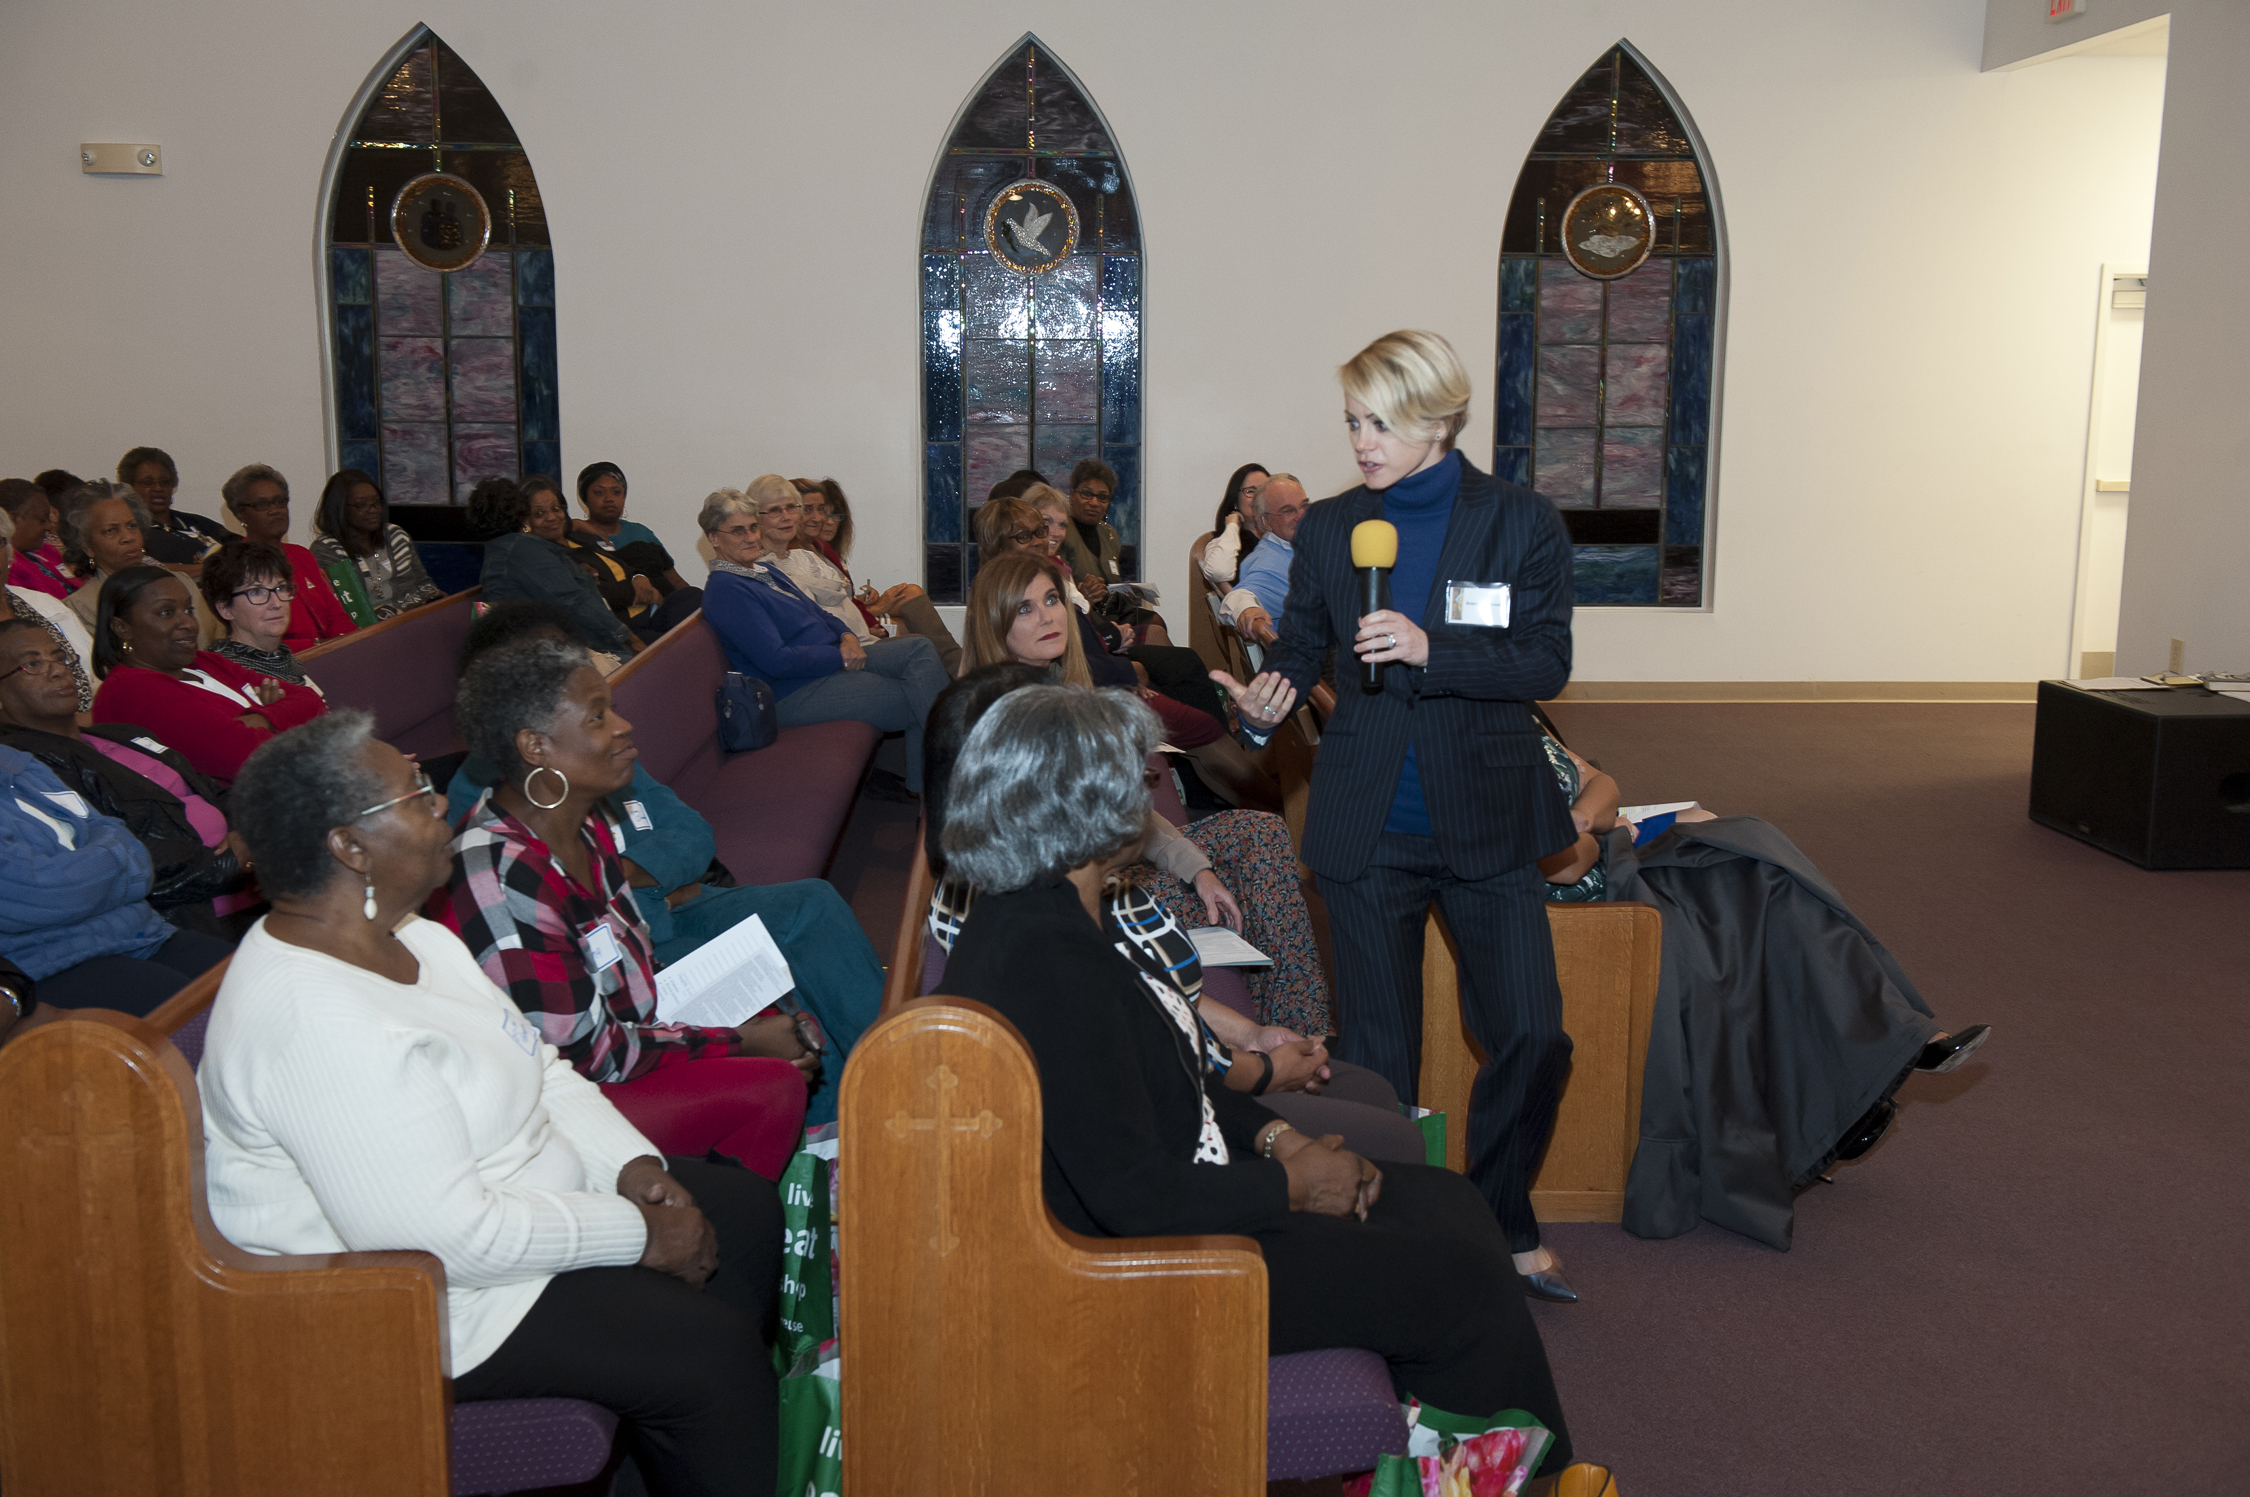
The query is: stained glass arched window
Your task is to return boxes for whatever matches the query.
[1494,43,1722,607]
[322,29,557,505]
[919,36,1143,603]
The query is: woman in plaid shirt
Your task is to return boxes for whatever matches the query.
[431,636,817,1180]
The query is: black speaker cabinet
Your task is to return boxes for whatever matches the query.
[2029,681,2250,869]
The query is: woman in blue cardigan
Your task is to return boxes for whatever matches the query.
[697,478,948,792]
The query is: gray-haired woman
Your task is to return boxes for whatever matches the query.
[936,683,1575,1455]
[699,480,947,792]
[200,711,785,1495]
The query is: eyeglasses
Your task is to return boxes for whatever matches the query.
[231,583,297,606]
[1073,487,1111,503]
[762,503,803,518]
[235,498,289,515]
[1004,528,1043,546]
[355,767,438,820]
[0,650,72,684]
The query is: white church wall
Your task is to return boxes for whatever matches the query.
[0,0,2168,683]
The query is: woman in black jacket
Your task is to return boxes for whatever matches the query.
[938,680,1572,1448]
[0,615,253,937]
[467,478,642,660]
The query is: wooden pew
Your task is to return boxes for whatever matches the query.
[840,998,1270,1494]
[295,588,482,758]
[1418,902,1663,1222]
[0,962,619,1495]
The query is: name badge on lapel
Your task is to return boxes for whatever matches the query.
[624,799,654,833]
[1444,581,1512,629]
[583,922,626,972]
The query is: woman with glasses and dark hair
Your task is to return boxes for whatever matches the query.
[1057,458,1171,645]
[202,711,786,1493]
[468,477,643,659]
[201,540,328,695]
[0,615,255,938]
[309,468,444,625]
[1201,463,1271,587]
[219,465,358,651]
[89,565,325,784]
[117,445,230,561]
[786,477,961,675]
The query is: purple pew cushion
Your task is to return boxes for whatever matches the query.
[609,619,878,885]
[169,1007,211,1069]
[450,1397,618,1495]
[304,594,477,761]
[1266,1349,1411,1481]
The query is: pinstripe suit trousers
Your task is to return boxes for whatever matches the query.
[1318,833,1570,1252]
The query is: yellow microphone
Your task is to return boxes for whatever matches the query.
[1350,520,1398,692]
[1350,519,1399,570]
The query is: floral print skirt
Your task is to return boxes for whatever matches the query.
[1127,809,1333,1036]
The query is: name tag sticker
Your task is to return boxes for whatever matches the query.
[41,790,90,819]
[624,799,654,833]
[131,736,169,755]
[583,922,626,972]
[1444,581,1512,629]
[499,1008,541,1056]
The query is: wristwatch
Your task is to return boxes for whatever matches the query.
[0,971,34,1023]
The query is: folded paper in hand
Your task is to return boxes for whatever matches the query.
[1188,926,1271,967]
[655,913,794,1028]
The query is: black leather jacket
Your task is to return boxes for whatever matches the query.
[0,723,250,916]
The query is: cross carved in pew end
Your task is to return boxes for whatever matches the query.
[884,1063,1003,1255]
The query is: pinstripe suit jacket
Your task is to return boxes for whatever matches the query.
[1267,458,1577,882]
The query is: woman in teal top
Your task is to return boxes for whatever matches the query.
[1532,725,1989,1250]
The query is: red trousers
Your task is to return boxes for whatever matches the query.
[600,1050,807,1181]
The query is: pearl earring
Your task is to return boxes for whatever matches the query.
[364,878,378,922]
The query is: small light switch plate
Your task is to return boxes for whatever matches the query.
[80,143,162,175]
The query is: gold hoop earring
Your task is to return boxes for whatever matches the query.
[525,765,570,810]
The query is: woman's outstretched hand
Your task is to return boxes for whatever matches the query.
[1209,669,1298,733]
[1275,1130,1382,1220]
[1191,870,1241,931]
[619,1156,718,1286]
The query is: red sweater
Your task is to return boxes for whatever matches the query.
[90,653,327,784]
[283,543,356,652]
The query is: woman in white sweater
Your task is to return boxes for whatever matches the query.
[199,710,783,1497]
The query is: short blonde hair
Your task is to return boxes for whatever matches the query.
[744,473,797,513]
[1338,330,1471,448]
[1022,482,1068,516]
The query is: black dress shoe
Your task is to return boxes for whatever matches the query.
[1520,1263,1580,1303]
[1915,1024,1990,1074]
[860,769,919,804]
[1834,1098,1895,1162]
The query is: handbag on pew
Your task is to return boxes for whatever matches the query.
[717,671,779,752]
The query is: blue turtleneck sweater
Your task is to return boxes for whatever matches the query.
[1378,450,1463,837]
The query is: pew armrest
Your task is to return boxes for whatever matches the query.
[0,1011,454,1496]
[841,998,1267,1496]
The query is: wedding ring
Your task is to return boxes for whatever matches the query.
[1386,633,1397,649]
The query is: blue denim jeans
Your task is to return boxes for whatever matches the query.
[774,635,949,790]
[652,879,882,1127]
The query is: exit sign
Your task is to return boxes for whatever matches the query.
[2047,0,2087,19]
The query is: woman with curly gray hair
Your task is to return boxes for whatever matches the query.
[200,710,785,1493]
[937,682,1576,1460]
